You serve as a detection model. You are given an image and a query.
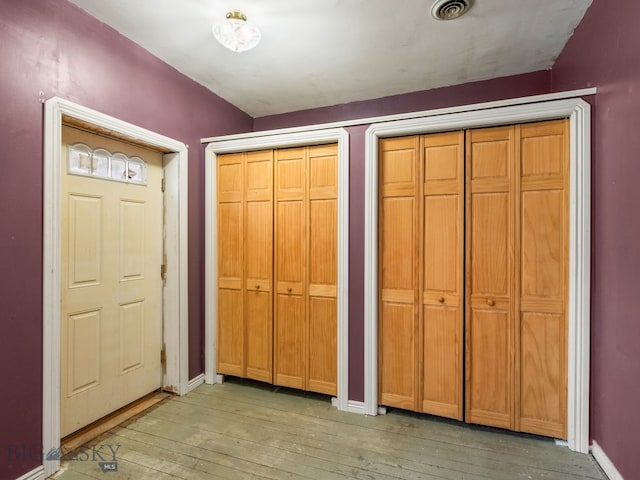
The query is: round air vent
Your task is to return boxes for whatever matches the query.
[431,0,475,20]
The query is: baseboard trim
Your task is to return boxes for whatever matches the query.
[15,465,44,480]
[187,373,205,393]
[347,400,367,415]
[592,441,624,480]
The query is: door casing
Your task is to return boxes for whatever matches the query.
[364,97,591,453]
[43,97,189,477]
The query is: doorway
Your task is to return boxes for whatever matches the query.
[364,97,591,453]
[43,97,190,478]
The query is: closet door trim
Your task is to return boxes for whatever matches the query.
[364,98,591,453]
[205,128,350,411]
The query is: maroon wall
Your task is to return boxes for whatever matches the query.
[552,0,640,477]
[256,72,552,402]
[254,71,551,131]
[0,0,252,478]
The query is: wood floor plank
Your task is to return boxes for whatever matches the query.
[175,386,603,479]
[161,391,600,480]
[54,379,605,480]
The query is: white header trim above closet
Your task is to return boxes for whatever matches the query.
[364,97,591,454]
[204,128,350,412]
[201,88,595,143]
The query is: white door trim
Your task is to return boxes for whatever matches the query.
[364,97,591,453]
[42,97,189,477]
[204,128,350,411]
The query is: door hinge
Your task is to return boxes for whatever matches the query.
[161,177,165,192]
[160,343,167,374]
[160,262,167,279]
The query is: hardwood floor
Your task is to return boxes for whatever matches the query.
[51,378,605,480]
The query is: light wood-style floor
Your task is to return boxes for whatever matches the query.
[51,378,606,480]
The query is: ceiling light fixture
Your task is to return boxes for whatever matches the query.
[212,10,261,52]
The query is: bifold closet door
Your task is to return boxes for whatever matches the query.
[274,144,338,395]
[217,150,273,382]
[465,120,569,438]
[307,145,338,395]
[421,132,464,420]
[244,150,274,382]
[379,136,420,410]
[465,126,516,430]
[217,153,244,377]
[517,120,568,439]
[274,147,306,389]
[378,132,464,417]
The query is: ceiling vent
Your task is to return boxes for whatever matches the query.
[431,0,474,20]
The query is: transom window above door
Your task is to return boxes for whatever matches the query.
[68,142,147,185]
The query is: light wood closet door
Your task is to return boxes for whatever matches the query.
[379,137,420,410]
[307,145,338,395]
[516,120,568,439]
[217,150,274,381]
[274,144,338,395]
[217,153,245,376]
[244,150,274,382]
[274,147,307,389]
[465,126,516,430]
[421,132,464,420]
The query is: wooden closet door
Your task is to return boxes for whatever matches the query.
[516,120,568,439]
[217,153,245,376]
[465,126,516,430]
[307,145,338,395]
[274,147,307,389]
[421,132,464,420]
[379,137,420,410]
[244,150,274,382]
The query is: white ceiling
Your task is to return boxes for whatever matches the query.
[66,0,593,118]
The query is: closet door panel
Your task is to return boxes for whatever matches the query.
[308,296,337,395]
[217,154,244,376]
[421,131,464,420]
[380,302,416,409]
[274,149,306,389]
[307,145,338,395]
[379,137,419,410]
[517,120,568,438]
[422,305,460,418]
[466,127,515,430]
[274,294,305,389]
[519,312,565,437]
[467,309,511,428]
[244,150,273,382]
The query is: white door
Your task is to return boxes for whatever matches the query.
[60,126,164,437]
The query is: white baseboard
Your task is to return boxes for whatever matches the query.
[347,400,367,415]
[187,373,205,393]
[15,465,44,480]
[592,441,624,480]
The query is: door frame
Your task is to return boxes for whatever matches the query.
[364,97,591,453]
[42,97,189,476]
[204,128,350,411]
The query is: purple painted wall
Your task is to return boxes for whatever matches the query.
[254,71,551,131]
[256,72,553,402]
[552,0,640,478]
[0,0,251,478]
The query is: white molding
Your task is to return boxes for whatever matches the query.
[201,88,596,144]
[42,97,189,478]
[15,465,45,480]
[347,400,367,415]
[592,442,624,480]
[187,373,206,393]
[363,97,591,453]
[204,128,350,411]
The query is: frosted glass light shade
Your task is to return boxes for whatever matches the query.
[213,10,261,53]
